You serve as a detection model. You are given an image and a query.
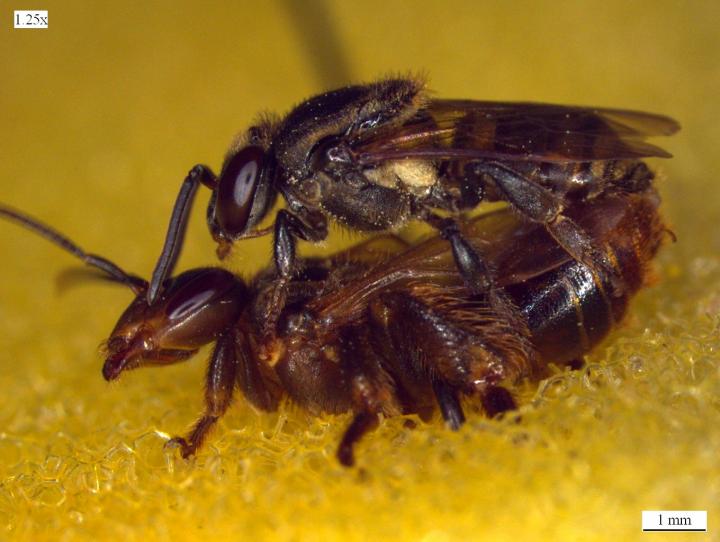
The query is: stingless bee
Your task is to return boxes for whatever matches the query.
[0,184,666,465]
[147,76,679,334]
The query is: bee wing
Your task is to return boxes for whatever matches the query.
[383,207,573,287]
[309,208,570,323]
[354,100,680,164]
[330,234,411,266]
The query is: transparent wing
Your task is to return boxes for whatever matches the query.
[354,100,680,164]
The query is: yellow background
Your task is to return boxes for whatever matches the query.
[1,1,718,540]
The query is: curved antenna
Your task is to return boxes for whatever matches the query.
[0,203,148,294]
[146,165,212,305]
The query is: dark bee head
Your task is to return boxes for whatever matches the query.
[103,268,249,381]
[208,145,277,258]
[0,204,252,382]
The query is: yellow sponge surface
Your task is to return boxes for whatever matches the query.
[1,2,718,541]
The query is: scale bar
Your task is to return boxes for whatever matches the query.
[643,528,707,532]
[642,510,707,532]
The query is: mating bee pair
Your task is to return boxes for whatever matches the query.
[0,77,677,465]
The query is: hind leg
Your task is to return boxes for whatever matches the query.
[481,385,517,418]
[432,380,466,430]
[469,162,625,295]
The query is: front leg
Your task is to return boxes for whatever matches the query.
[470,162,624,295]
[166,331,237,458]
[263,208,328,337]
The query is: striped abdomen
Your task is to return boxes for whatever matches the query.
[507,190,665,364]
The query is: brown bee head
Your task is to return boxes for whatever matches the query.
[103,268,249,381]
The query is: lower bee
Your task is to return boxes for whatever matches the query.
[0,185,665,465]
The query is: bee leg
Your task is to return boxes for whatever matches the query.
[335,327,405,467]
[336,411,379,467]
[480,385,517,418]
[166,331,237,458]
[235,329,282,412]
[471,162,624,295]
[264,209,328,337]
[421,211,492,293]
[147,164,217,305]
[432,380,465,430]
[372,291,529,415]
[421,210,530,332]
[545,214,625,295]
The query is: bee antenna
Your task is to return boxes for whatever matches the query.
[0,203,148,294]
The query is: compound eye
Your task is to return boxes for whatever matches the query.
[216,146,266,236]
[160,268,248,349]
